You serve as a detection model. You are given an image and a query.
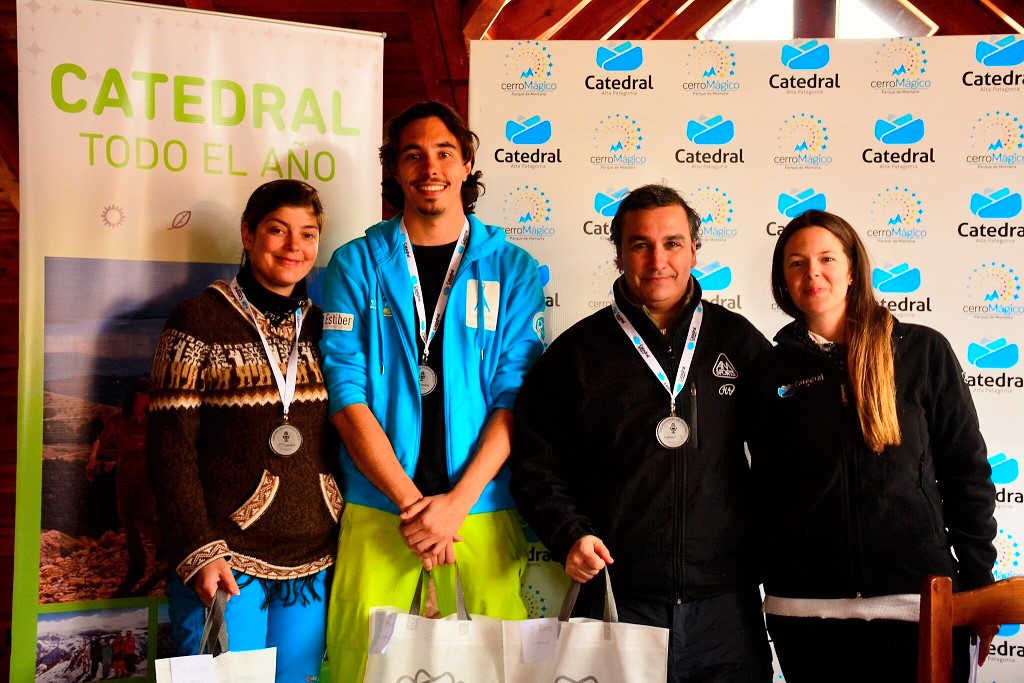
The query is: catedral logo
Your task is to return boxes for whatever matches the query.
[584,189,629,239]
[863,113,934,165]
[502,185,554,241]
[967,111,1024,167]
[495,115,562,166]
[682,41,740,94]
[867,187,926,241]
[676,115,744,165]
[964,36,1024,88]
[964,262,1024,317]
[690,185,736,242]
[769,40,840,90]
[871,38,930,92]
[586,42,652,92]
[537,264,560,309]
[872,263,931,313]
[590,114,646,167]
[963,338,1023,391]
[501,41,557,94]
[959,188,1024,241]
[694,262,741,309]
[775,113,831,167]
[767,189,826,236]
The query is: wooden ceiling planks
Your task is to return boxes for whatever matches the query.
[549,0,650,40]
[909,0,1017,34]
[647,0,731,39]
[486,0,594,40]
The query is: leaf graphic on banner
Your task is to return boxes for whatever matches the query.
[170,210,192,230]
[396,670,459,683]
[554,677,599,683]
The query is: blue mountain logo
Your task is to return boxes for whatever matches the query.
[970,188,1023,219]
[595,188,629,217]
[872,263,921,293]
[976,36,1024,67]
[874,114,925,145]
[505,116,552,145]
[781,40,830,70]
[686,115,735,145]
[521,67,534,78]
[596,42,643,71]
[893,64,908,75]
[778,189,826,218]
[888,215,904,225]
[968,338,1019,369]
[693,262,732,291]
[989,453,1020,485]
[703,67,717,77]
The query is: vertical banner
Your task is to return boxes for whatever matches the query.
[471,36,1024,680]
[15,0,382,679]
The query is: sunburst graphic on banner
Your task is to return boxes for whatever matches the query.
[591,258,621,297]
[686,41,736,79]
[871,187,924,227]
[689,186,734,226]
[874,38,927,77]
[504,41,553,81]
[994,528,1022,580]
[777,113,828,153]
[593,113,642,154]
[503,185,551,227]
[971,111,1024,153]
[520,583,550,618]
[101,204,126,229]
[968,262,1021,303]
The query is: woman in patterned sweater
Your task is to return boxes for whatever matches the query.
[148,180,342,682]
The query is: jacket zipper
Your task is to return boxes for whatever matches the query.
[841,380,866,596]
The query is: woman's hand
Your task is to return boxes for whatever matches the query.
[192,558,240,607]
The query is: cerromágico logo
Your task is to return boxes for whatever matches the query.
[964,35,1024,89]
[863,113,934,166]
[690,185,736,242]
[872,263,931,315]
[586,41,652,93]
[964,261,1024,317]
[537,263,560,310]
[584,189,627,239]
[770,40,840,90]
[993,527,1022,580]
[960,188,1023,242]
[766,189,826,237]
[967,110,1024,167]
[682,41,740,95]
[775,113,831,168]
[867,187,926,242]
[588,258,620,309]
[502,185,554,242]
[495,115,562,167]
[501,41,556,95]
[676,115,744,166]
[694,262,741,309]
[871,38,930,92]
[964,338,1022,393]
[590,114,645,168]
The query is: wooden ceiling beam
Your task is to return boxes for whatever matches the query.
[905,0,1012,35]
[977,0,1024,32]
[487,0,593,40]
[215,0,410,13]
[463,0,513,41]
[183,0,216,11]
[551,0,649,40]
[407,0,470,114]
[612,0,692,40]
[650,0,732,39]
[794,0,835,38]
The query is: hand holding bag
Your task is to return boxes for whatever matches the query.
[504,569,669,683]
[363,565,505,683]
[155,589,277,683]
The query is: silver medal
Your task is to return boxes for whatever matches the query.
[269,423,302,456]
[656,416,689,448]
[419,365,437,396]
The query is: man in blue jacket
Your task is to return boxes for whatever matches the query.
[319,100,546,682]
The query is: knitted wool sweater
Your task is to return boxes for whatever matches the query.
[147,280,341,583]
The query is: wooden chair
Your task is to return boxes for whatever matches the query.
[918,575,1024,683]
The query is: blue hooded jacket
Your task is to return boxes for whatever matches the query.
[319,214,546,514]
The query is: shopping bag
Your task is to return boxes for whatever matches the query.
[363,565,505,683]
[155,589,277,683]
[504,569,669,683]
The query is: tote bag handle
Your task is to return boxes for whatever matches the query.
[557,568,619,623]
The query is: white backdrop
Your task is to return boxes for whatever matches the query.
[471,36,1024,681]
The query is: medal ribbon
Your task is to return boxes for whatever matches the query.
[399,218,471,364]
[230,279,303,420]
[611,295,703,415]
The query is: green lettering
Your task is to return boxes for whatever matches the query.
[260,147,284,177]
[173,75,205,124]
[212,79,245,126]
[131,71,169,120]
[52,63,88,113]
[332,91,359,136]
[291,88,325,133]
[93,68,133,117]
[80,132,103,165]
[252,83,286,130]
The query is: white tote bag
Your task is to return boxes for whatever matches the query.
[504,569,669,683]
[363,567,505,683]
[155,589,277,683]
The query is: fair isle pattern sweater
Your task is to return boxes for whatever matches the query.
[147,281,341,583]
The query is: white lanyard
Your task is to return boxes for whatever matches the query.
[611,295,703,416]
[399,218,471,364]
[230,278,303,421]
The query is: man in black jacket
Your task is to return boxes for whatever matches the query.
[510,184,772,682]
